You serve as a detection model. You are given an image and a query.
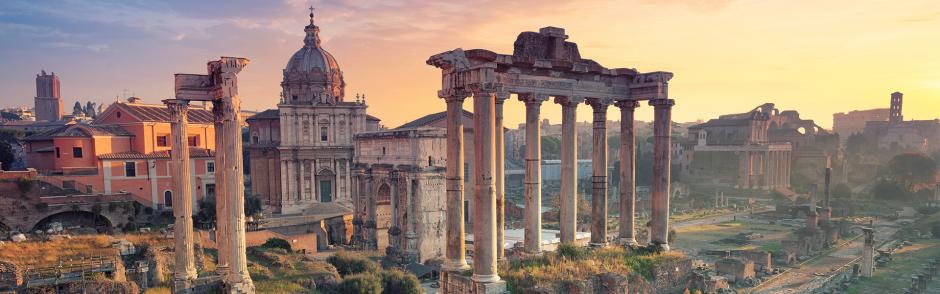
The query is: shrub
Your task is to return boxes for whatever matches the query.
[260,238,292,252]
[335,273,382,294]
[379,269,421,294]
[556,243,585,260]
[327,251,378,276]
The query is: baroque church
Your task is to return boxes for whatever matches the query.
[247,10,381,215]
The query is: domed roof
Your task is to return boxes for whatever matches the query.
[285,11,341,77]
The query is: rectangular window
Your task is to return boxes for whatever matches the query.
[157,136,168,147]
[320,126,328,142]
[72,147,83,158]
[187,136,199,147]
[55,147,61,158]
[206,161,215,173]
[125,162,137,177]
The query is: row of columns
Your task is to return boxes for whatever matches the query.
[279,112,351,146]
[280,159,350,203]
[441,88,675,283]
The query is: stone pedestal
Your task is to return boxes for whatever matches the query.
[649,99,674,250]
[617,101,640,246]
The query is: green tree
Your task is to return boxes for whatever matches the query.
[260,237,292,252]
[845,133,866,155]
[541,136,561,160]
[0,142,15,171]
[335,273,382,294]
[379,269,421,294]
[327,251,379,277]
[873,180,909,201]
[832,183,852,199]
[886,153,939,192]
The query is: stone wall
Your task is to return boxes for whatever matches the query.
[715,258,755,283]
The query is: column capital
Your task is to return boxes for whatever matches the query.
[649,98,675,108]
[495,92,511,103]
[615,100,641,110]
[163,99,191,117]
[518,93,549,105]
[468,82,500,96]
[586,98,613,112]
[439,89,470,102]
[554,96,584,107]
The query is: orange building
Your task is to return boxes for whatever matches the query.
[23,98,218,209]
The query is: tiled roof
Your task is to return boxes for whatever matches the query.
[24,123,132,141]
[396,110,473,130]
[247,109,279,120]
[105,102,215,124]
[98,148,215,160]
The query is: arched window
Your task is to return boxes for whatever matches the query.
[320,126,328,142]
[377,183,391,204]
[164,191,173,207]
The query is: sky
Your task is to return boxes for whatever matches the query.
[1,0,939,129]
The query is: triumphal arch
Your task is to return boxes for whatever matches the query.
[427,27,675,293]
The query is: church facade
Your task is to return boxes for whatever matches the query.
[247,12,381,214]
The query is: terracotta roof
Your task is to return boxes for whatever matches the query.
[24,123,132,141]
[396,110,472,129]
[98,148,215,160]
[102,102,215,124]
[247,109,279,120]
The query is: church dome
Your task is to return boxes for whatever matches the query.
[282,9,345,104]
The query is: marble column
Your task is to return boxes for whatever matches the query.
[443,93,469,271]
[520,93,546,253]
[587,98,611,246]
[616,101,640,246]
[495,92,508,260]
[649,99,674,251]
[556,96,582,244]
[212,103,230,274]
[471,89,499,283]
[861,227,874,277]
[166,100,197,284]
[214,58,254,291]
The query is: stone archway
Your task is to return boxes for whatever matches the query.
[376,183,392,251]
[31,210,113,233]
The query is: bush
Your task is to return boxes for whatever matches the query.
[379,269,421,294]
[874,180,909,201]
[327,251,379,276]
[16,177,33,193]
[335,273,382,294]
[260,237,293,252]
[556,243,585,260]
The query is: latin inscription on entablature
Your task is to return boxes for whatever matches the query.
[504,74,629,96]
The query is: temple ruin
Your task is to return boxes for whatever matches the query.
[427,26,674,292]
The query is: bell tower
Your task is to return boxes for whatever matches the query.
[889,91,903,123]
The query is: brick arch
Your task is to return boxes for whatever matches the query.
[30,210,114,233]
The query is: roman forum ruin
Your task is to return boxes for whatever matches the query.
[427,27,674,291]
[166,57,254,293]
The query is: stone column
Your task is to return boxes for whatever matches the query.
[587,98,611,247]
[520,94,546,253]
[495,92,508,260]
[443,93,469,271]
[556,96,582,244]
[471,88,499,283]
[649,99,674,251]
[166,100,197,285]
[214,58,254,292]
[861,227,874,277]
[617,100,640,246]
[212,103,230,274]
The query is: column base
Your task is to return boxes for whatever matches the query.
[474,279,507,294]
[471,273,501,283]
[589,242,609,248]
[443,259,471,271]
[441,270,507,294]
[619,238,638,247]
[650,242,671,252]
[223,281,255,294]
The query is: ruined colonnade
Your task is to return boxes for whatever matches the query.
[428,27,674,288]
[166,57,255,294]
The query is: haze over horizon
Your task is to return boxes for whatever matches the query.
[1,0,939,129]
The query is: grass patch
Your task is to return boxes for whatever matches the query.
[499,245,684,293]
[845,240,940,293]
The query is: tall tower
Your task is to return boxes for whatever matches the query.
[34,70,62,121]
[889,91,903,123]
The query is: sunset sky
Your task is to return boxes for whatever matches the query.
[1,0,938,129]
